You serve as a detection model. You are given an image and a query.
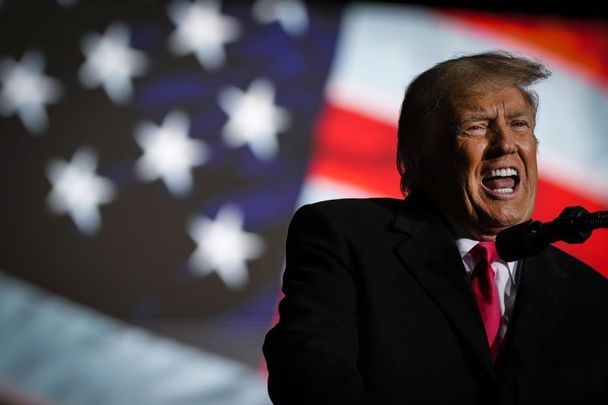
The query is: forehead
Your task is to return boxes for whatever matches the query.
[451,86,534,118]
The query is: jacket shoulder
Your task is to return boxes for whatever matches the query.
[295,197,403,217]
[546,245,608,294]
[291,198,403,229]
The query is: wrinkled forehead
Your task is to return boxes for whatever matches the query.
[448,84,536,118]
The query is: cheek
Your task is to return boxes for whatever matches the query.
[455,143,484,184]
[523,140,539,178]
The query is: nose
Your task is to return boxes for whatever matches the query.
[488,123,517,156]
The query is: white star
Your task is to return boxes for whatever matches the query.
[46,147,116,236]
[78,22,149,105]
[218,78,290,160]
[187,204,265,290]
[252,0,308,36]
[0,50,63,134]
[134,110,208,197]
[167,0,240,70]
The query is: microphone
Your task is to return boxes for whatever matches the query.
[495,206,608,262]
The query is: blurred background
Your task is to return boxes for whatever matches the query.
[1,0,607,403]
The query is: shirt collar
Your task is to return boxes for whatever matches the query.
[455,238,479,260]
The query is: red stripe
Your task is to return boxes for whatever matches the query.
[309,103,607,276]
[308,103,402,197]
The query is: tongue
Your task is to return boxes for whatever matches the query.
[483,177,515,190]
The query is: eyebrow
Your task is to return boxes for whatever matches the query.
[459,113,490,124]
[459,108,533,124]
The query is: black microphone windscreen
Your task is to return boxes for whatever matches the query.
[495,220,546,262]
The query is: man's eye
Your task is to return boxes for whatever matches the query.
[464,125,486,134]
[511,121,529,129]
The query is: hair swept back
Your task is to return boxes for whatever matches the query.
[396,50,551,195]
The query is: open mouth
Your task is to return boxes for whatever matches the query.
[481,167,521,196]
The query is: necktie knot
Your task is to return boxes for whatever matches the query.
[471,241,499,266]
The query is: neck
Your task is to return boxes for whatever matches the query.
[443,214,500,242]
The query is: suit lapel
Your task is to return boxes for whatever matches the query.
[391,201,496,377]
[497,249,570,392]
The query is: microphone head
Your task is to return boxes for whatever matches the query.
[557,206,592,243]
[495,220,547,262]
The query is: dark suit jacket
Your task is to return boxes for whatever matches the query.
[263,196,608,404]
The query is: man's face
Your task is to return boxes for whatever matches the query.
[423,86,538,240]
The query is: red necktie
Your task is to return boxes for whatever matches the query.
[470,241,501,360]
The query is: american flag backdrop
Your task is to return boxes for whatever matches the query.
[0,1,607,404]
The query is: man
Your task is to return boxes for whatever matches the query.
[263,51,608,404]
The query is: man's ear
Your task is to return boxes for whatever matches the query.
[416,154,433,189]
[418,147,435,175]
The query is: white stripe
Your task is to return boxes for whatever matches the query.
[0,271,270,405]
[296,175,376,207]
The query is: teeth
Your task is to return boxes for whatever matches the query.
[488,167,518,178]
[495,188,514,194]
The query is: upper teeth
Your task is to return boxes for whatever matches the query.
[488,168,518,178]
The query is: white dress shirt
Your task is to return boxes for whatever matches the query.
[455,238,519,339]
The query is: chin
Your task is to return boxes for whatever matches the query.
[476,204,529,231]
[491,210,530,229]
